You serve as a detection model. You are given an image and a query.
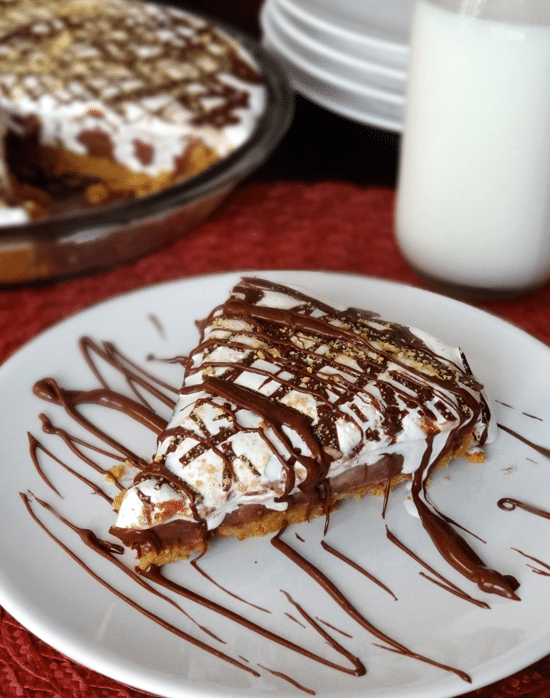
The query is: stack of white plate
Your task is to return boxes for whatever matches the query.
[260,0,415,131]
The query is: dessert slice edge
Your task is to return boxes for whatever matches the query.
[110,276,495,571]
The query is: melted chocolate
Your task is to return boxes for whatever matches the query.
[25,332,385,684]
[321,540,398,601]
[139,564,366,676]
[316,618,353,639]
[202,375,330,497]
[285,613,307,629]
[522,413,543,422]
[21,493,244,670]
[258,664,315,695]
[29,481,368,680]
[410,462,519,600]
[28,431,113,503]
[33,377,165,462]
[272,525,471,682]
[79,337,177,410]
[495,428,550,529]
[191,559,270,614]
[148,313,166,339]
[386,528,490,609]
[498,423,550,459]
[498,498,550,520]
[512,548,550,576]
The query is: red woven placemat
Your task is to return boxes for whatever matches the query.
[1,181,550,698]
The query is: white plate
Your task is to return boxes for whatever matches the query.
[274,0,413,56]
[261,27,404,131]
[2,270,550,698]
[261,0,408,129]
[261,11,404,103]
[264,0,407,92]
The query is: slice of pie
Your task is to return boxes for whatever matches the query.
[110,277,494,569]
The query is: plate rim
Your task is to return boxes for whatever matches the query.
[273,0,411,51]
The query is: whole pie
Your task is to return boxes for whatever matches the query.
[0,0,265,222]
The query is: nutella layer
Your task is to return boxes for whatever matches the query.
[0,0,265,223]
[111,278,495,561]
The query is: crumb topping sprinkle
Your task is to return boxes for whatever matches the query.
[0,0,261,127]
[114,277,493,533]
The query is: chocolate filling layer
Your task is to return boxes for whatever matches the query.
[111,454,405,559]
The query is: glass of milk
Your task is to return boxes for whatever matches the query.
[395,0,550,297]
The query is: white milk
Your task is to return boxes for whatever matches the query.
[395,0,550,294]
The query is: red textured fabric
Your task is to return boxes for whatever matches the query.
[1,181,550,698]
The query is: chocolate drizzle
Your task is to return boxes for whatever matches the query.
[410,460,519,600]
[272,525,471,683]
[139,563,366,677]
[512,548,550,576]
[321,539,398,601]
[202,374,329,498]
[114,277,512,598]
[257,664,315,695]
[498,498,550,520]
[28,430,113,502]
[386,528,490,609]
[0,0,262,128]
[495,427,550,533]
[22,331,377,685]
[498,423,550,459]
[33,377,166,457]
[191,558,270,614]
[21,492,254,672]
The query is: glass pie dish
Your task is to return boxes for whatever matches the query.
[0,23,294,285]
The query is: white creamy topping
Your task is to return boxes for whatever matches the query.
[0,0,266,177]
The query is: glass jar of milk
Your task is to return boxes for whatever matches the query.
[395,0,550,297]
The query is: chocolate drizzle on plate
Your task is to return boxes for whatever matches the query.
[410,459,519,600]
[498,423,550,459]
[257,664,316,696]
[512,548,550,577]
[320,539,398,601]
[191,557,270,614]
[386,527,490,609]
[272,524,471,683]
[498,498,550,520]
